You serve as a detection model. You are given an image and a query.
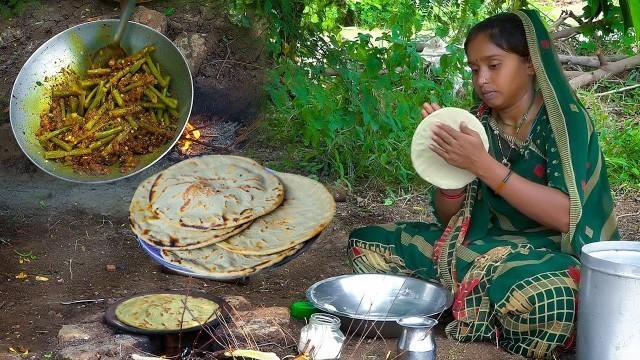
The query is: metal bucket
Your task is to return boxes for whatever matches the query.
[578,241,640,360]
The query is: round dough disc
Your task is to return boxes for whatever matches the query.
[411,107,489,189]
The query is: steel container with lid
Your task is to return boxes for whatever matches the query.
[577,241,640,359]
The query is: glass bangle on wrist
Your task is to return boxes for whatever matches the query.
[495,170,514,196]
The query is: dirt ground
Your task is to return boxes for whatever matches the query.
[1,1,639,360]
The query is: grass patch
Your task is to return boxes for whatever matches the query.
[581,82,640,190]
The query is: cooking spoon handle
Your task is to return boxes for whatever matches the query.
[114,0,136,44]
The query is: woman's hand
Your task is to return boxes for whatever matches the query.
[421,102,441,118]
[430,122,490,175]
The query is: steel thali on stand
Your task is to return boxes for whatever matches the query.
[138,234,320,283]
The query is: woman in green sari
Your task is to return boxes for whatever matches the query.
[347,10,619,359]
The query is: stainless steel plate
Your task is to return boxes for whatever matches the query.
[138,234,319,282]
[10,20,193,183]
[306,274,453,338]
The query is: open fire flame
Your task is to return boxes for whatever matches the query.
[179,122,201,152]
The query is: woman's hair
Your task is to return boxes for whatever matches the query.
[464,13,529,58]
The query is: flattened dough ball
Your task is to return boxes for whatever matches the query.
[411,107,489,189]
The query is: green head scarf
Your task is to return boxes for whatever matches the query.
[515,9,619,254]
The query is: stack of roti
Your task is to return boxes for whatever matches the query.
[129,155,336,280]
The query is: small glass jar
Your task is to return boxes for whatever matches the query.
[298,313,345,360]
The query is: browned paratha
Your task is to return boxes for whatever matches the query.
[130,174,253,250]
[216,172,336,255]
[114,293,220,331]
[160,243,304,280]
[149,155,284,230]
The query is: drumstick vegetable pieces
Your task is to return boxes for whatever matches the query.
[147,86,177,109]
[145,54,167,88]
[36,45,179,174]
[38,126,70,142]
[44,148,92,159]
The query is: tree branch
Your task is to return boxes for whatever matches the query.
[551,19,605,40]
[558,54,628,68]
[595,83,640,96]
[564,70,585,79]
[569,54,640,89]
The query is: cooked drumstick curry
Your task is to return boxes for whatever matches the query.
[36,45,179,175]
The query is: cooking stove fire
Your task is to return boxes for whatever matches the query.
[168,113,242,161]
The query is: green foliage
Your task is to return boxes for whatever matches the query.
[578,0,640,40]
[346,0,408,29]
[619,0,640,39]
[226,0,637,189]
[581,86,640,189]
[0,0,32,18]
[420,0,490,42]
[259,1,475,186]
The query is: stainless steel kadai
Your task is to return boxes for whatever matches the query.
[10,20,193,183]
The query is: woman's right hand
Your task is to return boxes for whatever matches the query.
[421,102,441,118]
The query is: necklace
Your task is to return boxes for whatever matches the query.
[495,90,538,168]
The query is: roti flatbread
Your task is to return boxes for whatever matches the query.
[130,174,253,250]
[115,293,220,331]
[150,155,284,230]
[217,172,336,255]
[411,107,489,189]
[160,243,304,280]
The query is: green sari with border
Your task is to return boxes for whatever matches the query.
[347,9,619,359]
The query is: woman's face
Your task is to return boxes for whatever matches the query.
[466,32,534,110]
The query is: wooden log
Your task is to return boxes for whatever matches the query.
[569,54,640,89]
[558,54,628,68]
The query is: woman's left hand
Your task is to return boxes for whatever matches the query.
[429,122,489,174]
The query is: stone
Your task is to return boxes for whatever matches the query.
[132,6,167,34]
[58,324,91,344]
[328,184,348,202]
[173,32,210,76]
[0,27,22,48]
[56,313,157,359]
[222,295,252,311]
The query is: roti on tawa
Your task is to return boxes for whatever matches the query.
[115,293,220,331]
[130,174,253,250]
[150,155,284,230]
[411,107,489,189]
[217,172,336,255]
[160,243,304,279]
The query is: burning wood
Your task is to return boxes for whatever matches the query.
[179,122,202,153]
[173,114,238,158]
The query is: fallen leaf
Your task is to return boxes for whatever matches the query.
[15,271,28,279]
[8,346,28,355]
[35,276,49,282]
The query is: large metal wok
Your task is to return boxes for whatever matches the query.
[10,20,193,183]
